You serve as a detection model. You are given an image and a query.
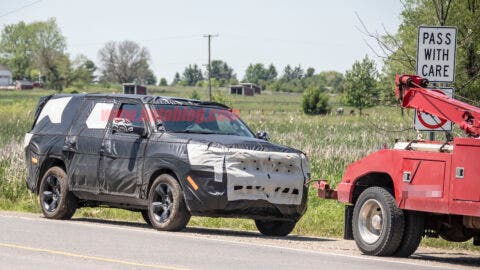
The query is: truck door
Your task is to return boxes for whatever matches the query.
[65,98,115,193]
[99,101,149,197]
[451,139,480,201]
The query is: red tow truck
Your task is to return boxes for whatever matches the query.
[315,74,480,257]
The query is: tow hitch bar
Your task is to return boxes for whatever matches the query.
[313,180,338,200]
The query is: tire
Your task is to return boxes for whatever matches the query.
[255,220,296,237]
[39,166,77,220]
[439,226,473,242]
[394,211,424,257]
[141,210,151,226]
[148,174,190,231]
[352,187,404,256]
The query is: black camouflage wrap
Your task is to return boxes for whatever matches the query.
[25,94,309,221]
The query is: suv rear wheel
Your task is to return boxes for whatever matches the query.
[255,220,296,236]
[148,174,190,231]
[39,166,77,219]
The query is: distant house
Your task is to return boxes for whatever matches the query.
[16,80,34,90]
[230,83,262,96]
[123,83,147,95]
[0,65,12,86]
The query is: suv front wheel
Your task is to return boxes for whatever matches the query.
[255,220,296,236]
[39,166,77,219]
[148,174,190,231]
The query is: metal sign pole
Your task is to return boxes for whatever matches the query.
[430,82,437,141]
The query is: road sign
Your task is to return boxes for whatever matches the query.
[414,88,454,131]
[416,26,457,83]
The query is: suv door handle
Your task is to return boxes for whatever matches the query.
[100,149,117,159]
[100,140,117,159]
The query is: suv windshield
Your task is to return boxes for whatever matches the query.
[150,104,254,137]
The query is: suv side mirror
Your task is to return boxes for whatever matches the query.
[256,131,270,141]
[112,118,133,134]
[112,118,148,137]
[155,120,166,132]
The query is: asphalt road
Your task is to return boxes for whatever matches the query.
[0,212,478,270]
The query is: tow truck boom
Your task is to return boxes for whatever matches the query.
[395,74,480,137]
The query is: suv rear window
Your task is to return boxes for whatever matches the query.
[32,96,81,135]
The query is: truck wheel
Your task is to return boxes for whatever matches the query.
[352,187,404,256]
[255,220,296,236]
[39,166,77,220]
[148,174,190,231]
[394,211,424,257]
[439,226,473,242]
[141,210,151,226]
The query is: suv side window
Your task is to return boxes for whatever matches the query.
[69,99,114,137]
[115,103,145,128]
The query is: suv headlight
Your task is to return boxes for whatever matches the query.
[300,153,311,181]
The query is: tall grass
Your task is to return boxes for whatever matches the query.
[0,86,476,251]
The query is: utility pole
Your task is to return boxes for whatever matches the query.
[203,34,218,101]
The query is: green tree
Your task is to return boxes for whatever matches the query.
[244,63,267,84]
[190,89,200,100]
[171,72,181,85]
[212,90,230,106]
[305,67,315,78]
[318,71,344,93]
[343,56,379,115]
[63,54,97,88]
[210,60,236,86]
[302,85,331,115]
[0,21,36,79]
[31,19,67,90]
[182,64,203,86]
[266,64,278,81]
[144,69,157,85]
[0,18,68,89]
[282,65,304,81]
[377,0,480,100]
[159,77,168,86]
[282,65,293,81]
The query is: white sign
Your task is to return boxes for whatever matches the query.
[416,26,457,83]
[414,88,454,131]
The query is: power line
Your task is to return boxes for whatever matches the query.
[222,33,348,48]
[70,34,201,48]
[0,0,43,18]
[203,34,218,101]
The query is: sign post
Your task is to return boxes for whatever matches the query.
[415,26,457,136]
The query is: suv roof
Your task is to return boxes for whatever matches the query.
[49,93,230,109]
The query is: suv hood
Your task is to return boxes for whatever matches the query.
[170,133,301,154]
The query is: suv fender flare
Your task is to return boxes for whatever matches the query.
[37,156,66,193]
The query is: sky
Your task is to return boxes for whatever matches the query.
[0,0,404,82]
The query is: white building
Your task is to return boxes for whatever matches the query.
[0,65,12,86]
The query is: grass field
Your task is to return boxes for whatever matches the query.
[0,85,477,252]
